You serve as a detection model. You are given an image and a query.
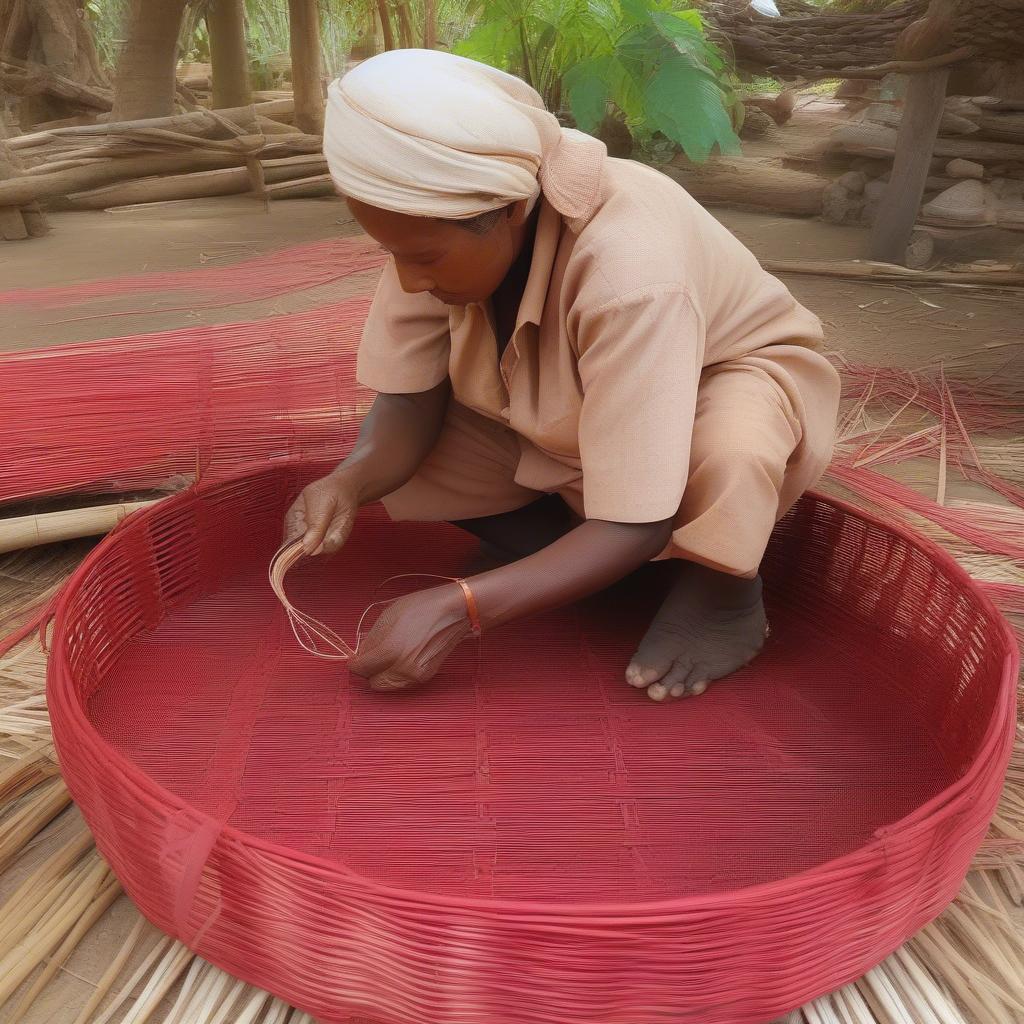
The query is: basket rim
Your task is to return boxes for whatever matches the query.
[46,464,1020,922]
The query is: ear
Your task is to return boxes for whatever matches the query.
[507,199,531,227]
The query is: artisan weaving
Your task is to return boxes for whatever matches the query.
[47,465,1016,1024]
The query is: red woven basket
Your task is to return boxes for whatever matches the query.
[47,463,1017,1024]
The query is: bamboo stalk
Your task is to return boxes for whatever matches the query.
[0,826,94,944]
[6,876,122,1024]
[0,500,158,556]
[117,940,195,1024]
[90,933,176,1024]
[69,915,149,1024]
[0,777,72,873]
[0,858,111,1003]
[0,742,57,805]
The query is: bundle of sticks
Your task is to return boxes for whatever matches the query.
[1,98,333,218]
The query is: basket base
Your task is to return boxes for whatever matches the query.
[89,517,954,903]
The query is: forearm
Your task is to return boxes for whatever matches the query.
[333,380,450,504]
[469,517,674,630]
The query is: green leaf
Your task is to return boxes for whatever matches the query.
[564,55,614,131]
[643,54,741,162]
[455,19,520,66]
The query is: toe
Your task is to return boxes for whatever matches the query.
[625,660,669,689]
[647,660,692,702]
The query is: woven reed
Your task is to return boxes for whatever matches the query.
[45,464,1017,1024]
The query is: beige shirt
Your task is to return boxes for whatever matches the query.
[357,134,824,524]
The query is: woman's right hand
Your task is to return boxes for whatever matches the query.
[283,471,360,556]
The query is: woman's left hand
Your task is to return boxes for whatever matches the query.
[349,583,474,691]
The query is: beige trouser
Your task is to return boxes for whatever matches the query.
[382,345,840,578]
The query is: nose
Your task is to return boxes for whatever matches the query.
[394,263,436,295]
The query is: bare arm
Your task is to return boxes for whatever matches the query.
[348,516,674,690]
[284,378,450,554]
[470,518,673,629]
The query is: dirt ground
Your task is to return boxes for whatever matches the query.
[1,186,1022,1024]
[3,190,1021,373]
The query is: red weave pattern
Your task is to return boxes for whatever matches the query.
[47,467,1017,1024]
[0,300,372,504]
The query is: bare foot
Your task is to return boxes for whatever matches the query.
[625,563,767,702]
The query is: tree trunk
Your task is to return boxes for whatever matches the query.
[396,2,414,49]
[662,156,827,217]
[375,0,396,52]
[206,0,251,109]
[2,0,110,126]
[112,0,189,121]
[423,0,437,49]
[287,0,325,135]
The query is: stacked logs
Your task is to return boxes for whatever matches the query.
[1,99,334,218]
[813,95,1024,233]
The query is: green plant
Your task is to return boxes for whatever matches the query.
[455,0,740,162]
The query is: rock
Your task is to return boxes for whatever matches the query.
[740,107,775,140]
[863,179,888,202]
[921,180,997,226]
[946,158,984,180]
[905,231,935,270]
[822,182,863,224]
[992,178,1024,200]
[837,171,866,195]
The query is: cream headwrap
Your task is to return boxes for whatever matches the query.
[323,48,604,221]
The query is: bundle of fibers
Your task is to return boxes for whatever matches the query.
[0,299,373,505]
[0,236,385,312]
[45,464,1017,1024]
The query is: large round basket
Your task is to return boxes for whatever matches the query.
[47,464,1017,1024]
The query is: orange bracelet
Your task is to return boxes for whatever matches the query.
[454,578,482,635]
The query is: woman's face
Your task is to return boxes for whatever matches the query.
[347,198,531,306]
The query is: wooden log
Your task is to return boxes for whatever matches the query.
[0,126,31,241]
[0,207,28,240]
[0,58,114,111]
[761,257,1024,289]
[0,500,158,556]
[870,68,951,264]
[861,101,978,136]
[8,99,295,150]
[63,156,328,208]
[21,202,50,236]
[0,150,247,206]
[263,173,334,198]
[662,156,827,216]
[288,0,325,134]
[830,120,1024,165]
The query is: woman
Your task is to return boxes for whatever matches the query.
[285,48,840,702]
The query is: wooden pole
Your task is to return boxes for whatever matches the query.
[0,500,159,556]
[287,0,325,135]
[206,0,252,109]
[869,67,951,265]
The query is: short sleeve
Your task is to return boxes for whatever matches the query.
[356,258,452,394]
[576,286,704,523]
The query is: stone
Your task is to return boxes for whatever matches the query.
[837,171,867,195]
[921,180,996,225]
[946,158,984,180]
[863,179,888,202]
[905,231,934,270]
[823,182,858,224]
